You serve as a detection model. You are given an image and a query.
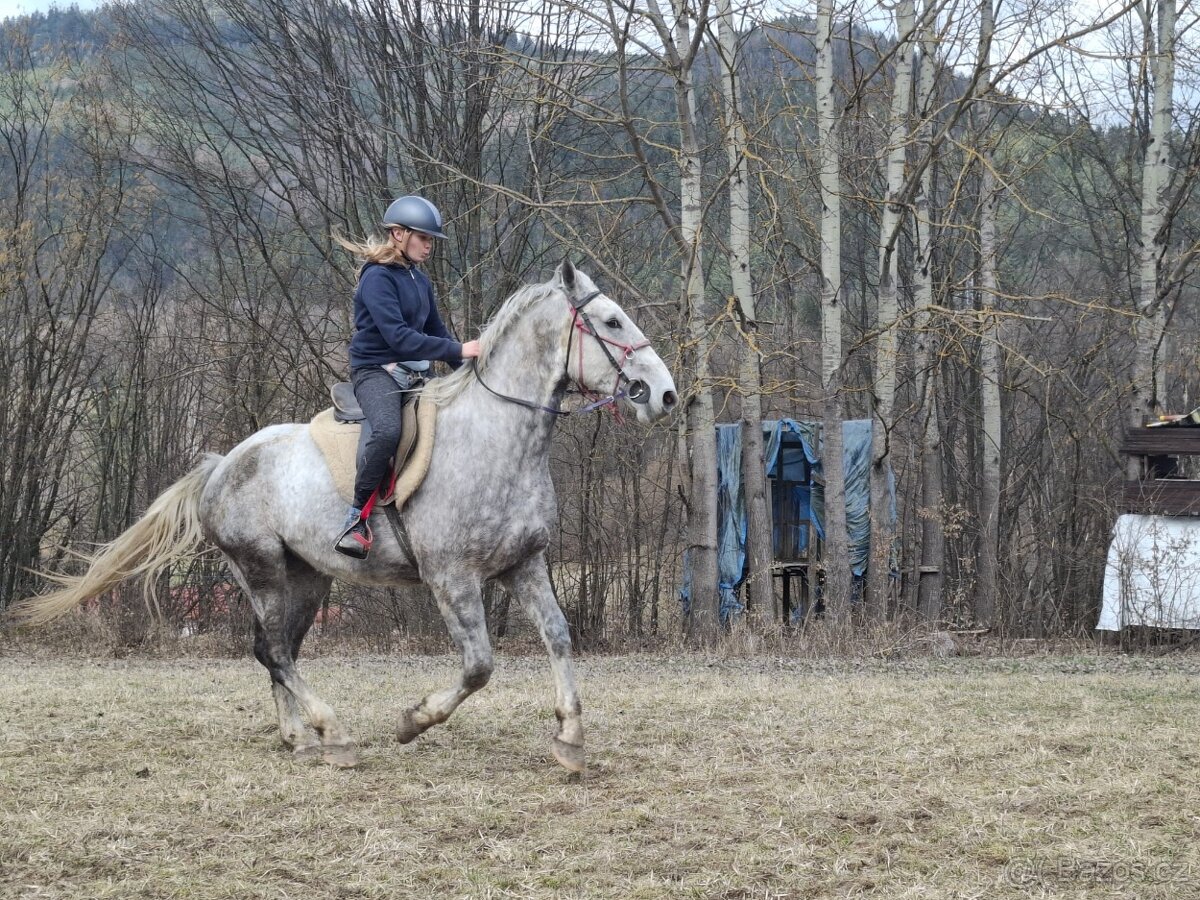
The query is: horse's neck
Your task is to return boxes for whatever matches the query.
[454,302,568,458]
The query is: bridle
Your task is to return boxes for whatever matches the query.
[566,289,652,405]
[472,288,652,417]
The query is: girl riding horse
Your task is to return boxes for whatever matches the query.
[334,196,481,558]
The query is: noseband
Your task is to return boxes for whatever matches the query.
[471,288,651,416]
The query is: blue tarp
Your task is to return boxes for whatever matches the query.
[685,419,894,623]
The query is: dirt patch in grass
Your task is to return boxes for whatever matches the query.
[1,654,1198,899]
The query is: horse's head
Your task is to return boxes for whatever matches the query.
[555,260,678,423]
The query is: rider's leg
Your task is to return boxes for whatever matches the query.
[334,365,405,558]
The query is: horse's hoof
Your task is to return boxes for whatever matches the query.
[552,738,586,773]
[292,742,322,761]
[395,710,422,744]
[322,743,359,769]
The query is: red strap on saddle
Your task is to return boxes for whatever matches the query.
[359,459,400,521]
[360,488,380,520]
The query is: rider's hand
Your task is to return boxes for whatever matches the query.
[460,339,482,359]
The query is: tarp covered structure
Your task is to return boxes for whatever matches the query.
[684,418,894,622]
[1098,514,1200,630]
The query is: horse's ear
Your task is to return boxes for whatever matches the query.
[558,259,577,293]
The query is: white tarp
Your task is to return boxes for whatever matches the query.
[1099,514,1200,631]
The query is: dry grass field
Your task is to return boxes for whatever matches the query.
[2,651,1199,899]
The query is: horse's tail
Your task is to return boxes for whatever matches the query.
[11,454,224,626]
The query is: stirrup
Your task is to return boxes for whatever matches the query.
[334,517,373,559]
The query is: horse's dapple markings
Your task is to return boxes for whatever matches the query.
[13,261,677,775]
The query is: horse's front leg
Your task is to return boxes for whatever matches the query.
[500,553,585,773]
[395,576,493,744]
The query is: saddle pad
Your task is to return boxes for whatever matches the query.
[308,399,437,507]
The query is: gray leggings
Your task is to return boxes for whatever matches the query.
[351,366,408,509]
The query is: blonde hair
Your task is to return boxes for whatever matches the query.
[334,229,410,278]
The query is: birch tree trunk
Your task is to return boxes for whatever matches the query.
[717,0,774,625]
[912,19,944,624]
[867,0,915,622]
[644,0,720,641]
[976,0,1001,629]
[1128,0,1175,465]
[817,0,852,620]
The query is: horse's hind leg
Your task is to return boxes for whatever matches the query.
[500,553,584,773]
[228,547,358,768]
[395,576,493,745]
[256,620,316,756]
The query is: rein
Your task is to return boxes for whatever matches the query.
[471,288,650,417]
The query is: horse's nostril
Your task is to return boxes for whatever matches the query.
[663,390,678,408]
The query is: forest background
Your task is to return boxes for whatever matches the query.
[2,0,1196,650]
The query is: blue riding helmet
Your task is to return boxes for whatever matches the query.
[382,195,447,239]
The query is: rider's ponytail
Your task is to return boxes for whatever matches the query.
[333,231,408,279]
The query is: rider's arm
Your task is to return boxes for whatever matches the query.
[359,266,463,363]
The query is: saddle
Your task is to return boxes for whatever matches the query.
[309,382,437,508]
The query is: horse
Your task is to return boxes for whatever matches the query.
[14,261,678,772]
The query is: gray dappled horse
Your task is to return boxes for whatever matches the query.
[17,262,677,772]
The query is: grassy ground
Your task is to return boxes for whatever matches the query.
[1,652,1198,899]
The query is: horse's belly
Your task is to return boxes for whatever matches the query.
[486,523,553,575]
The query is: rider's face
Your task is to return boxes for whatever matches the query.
[392,228,433,263]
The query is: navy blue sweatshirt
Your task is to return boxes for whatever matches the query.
[349,262,463,370]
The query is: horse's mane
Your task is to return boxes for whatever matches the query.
[420,276,566,407]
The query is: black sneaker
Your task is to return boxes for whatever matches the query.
[334,513,373,559]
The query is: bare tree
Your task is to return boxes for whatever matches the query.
[715,0,775,625]
[817,0,853,618]
[866,0,916,620]
[911,10,944,623]
[0,40,136,608]
[974,0,1001,628]
[1128,0,1176,447]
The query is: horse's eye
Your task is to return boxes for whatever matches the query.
[605,317,621,329]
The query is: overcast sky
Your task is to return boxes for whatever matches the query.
[0,0,99,19]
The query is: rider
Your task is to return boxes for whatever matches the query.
[334,195,481,559]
